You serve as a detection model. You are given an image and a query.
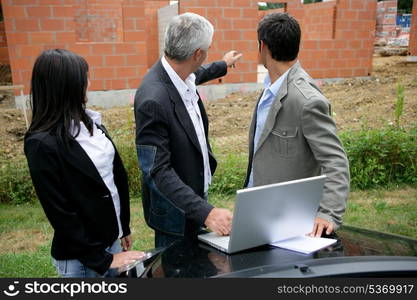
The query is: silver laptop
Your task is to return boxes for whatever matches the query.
[198,175,326,254]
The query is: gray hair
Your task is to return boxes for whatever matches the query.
[164,13,214,62]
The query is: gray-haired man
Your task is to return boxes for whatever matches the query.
[135,13,242,247]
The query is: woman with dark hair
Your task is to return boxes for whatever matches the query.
[24,49,145,277]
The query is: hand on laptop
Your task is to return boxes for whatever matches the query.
[204,208,233,236]
[309,217,334,237]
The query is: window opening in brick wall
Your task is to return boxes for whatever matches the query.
[258,2,286,10]
[302,0,336,4]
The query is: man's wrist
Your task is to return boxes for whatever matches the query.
[197,202,215,226]
[316,212,339,230]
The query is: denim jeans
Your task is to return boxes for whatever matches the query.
[155,192,209,248]
[52,239,122,278]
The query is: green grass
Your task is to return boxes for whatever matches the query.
[344,187,417,237]
[0,188,416,277]
[0,202,51,233]
[0,244,55,277]
[0,199,154,278]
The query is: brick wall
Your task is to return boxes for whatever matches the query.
[158,2,178,58]
[253,0,376,79]
[258,8,286,21]
[1,0,377,94]
[145,0,169,68]
[409,0,417,56]
[1,0,148,95]
[300,1,337,40]
[179,0,375,81]
[0,21,9,64]
[76,0,124,43]
[291,0,376,79]
[258,3,337,40]
[180,0,259,84]
[375,0,398,40]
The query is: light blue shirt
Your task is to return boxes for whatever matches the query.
[247,70,290,187]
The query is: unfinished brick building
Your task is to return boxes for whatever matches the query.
[0,0,415,105]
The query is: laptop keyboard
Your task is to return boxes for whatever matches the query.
[209,236,230,251]
[199,233,231,252]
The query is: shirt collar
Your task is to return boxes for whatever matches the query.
[85,109,102,125]
[263,67,291,97]
[161,56,196,101]
[70,109,101,137]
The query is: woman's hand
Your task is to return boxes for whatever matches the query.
[120,235,133,251]
[110,251,146,269]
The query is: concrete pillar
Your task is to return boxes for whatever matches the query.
[408,0,417,61]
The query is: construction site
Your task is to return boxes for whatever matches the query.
[0,1,417,279]
[0,0,416,159]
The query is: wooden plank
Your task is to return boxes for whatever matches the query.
[0,85,24,91]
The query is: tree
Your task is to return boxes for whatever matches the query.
[303,0,323,4]
[378,0,413,14]
[397,0,413,14]
[258,2,286,10]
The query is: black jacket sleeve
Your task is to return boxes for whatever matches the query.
[136,97,214,225]
[24,137,113,275]
[194,61,228,85]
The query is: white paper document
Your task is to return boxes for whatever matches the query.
[270,236,337,254]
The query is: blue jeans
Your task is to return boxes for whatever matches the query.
[52,239,122,278]
[155,192,209,248]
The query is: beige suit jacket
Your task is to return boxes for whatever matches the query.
[245,61,350,228]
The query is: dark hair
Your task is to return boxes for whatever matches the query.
[257,12,301,62]
[28,49,92,143]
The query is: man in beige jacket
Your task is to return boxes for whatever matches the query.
[244,13,350,237]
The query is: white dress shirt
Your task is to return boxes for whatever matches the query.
[72,109,123,238]
[161,56,212,193]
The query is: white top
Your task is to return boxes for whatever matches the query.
[161,56,211,193]
[72,109,123,238]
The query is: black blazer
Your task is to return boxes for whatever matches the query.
[134,59,227,237]
[24,124,130,275]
